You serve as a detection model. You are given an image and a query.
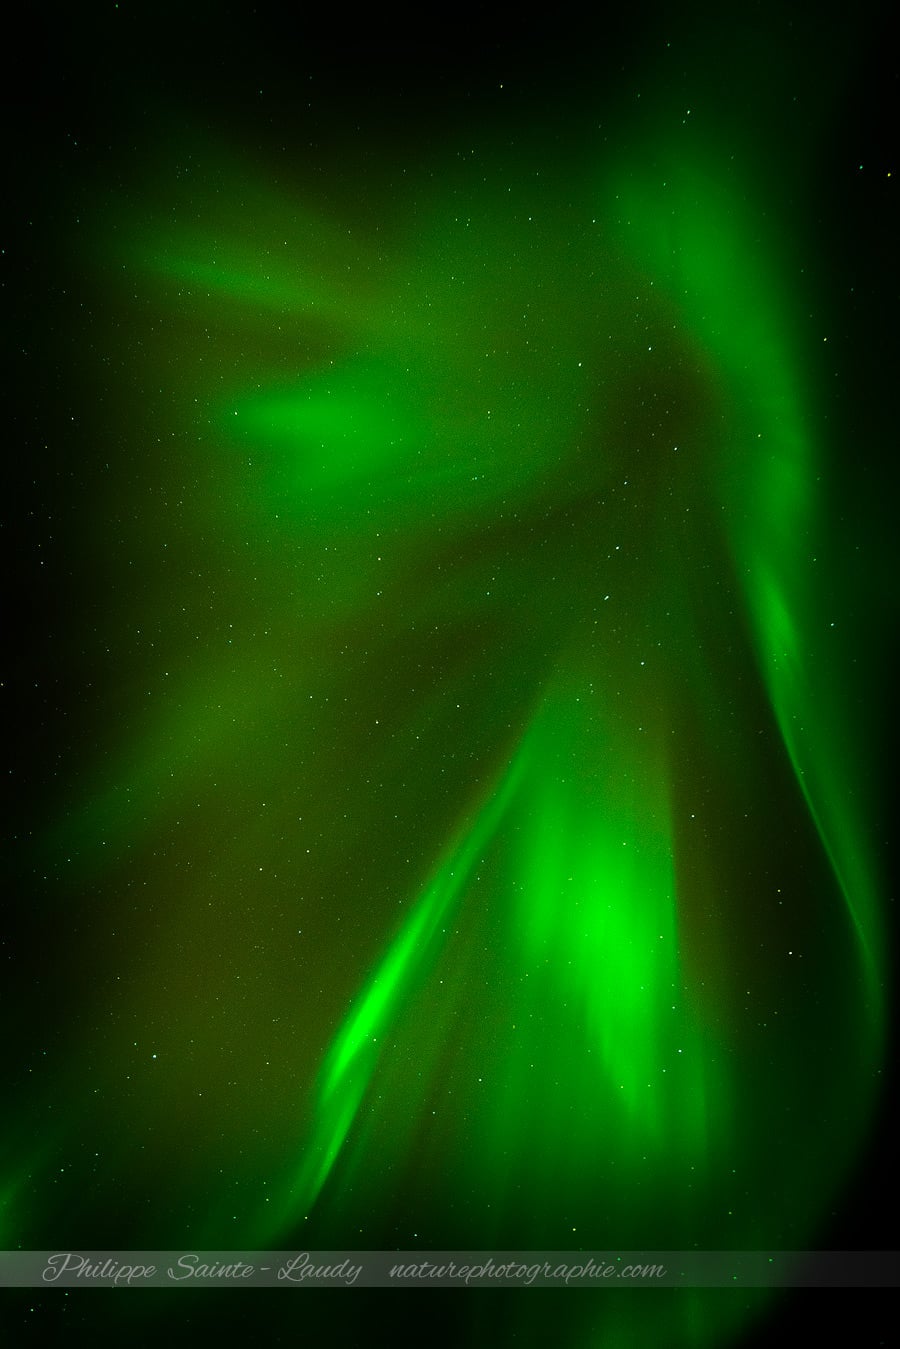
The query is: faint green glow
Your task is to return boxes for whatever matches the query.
[46,663,283,875]
[228,365,426,492]
[148,248,329,313]
[0,1177,21,1248]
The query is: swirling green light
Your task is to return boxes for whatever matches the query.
[9,35,887,1349]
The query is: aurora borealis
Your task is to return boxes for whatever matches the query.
[4,6,897,1347]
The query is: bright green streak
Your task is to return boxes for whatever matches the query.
[512,693,714,1154]
[448,684,727,1236]
[257,737,531,1239]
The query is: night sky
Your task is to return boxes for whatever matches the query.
[3,4,897,1346]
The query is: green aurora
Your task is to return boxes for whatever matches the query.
[5,11,894,1349]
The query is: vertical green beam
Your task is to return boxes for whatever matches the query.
[606,149,884,1035]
